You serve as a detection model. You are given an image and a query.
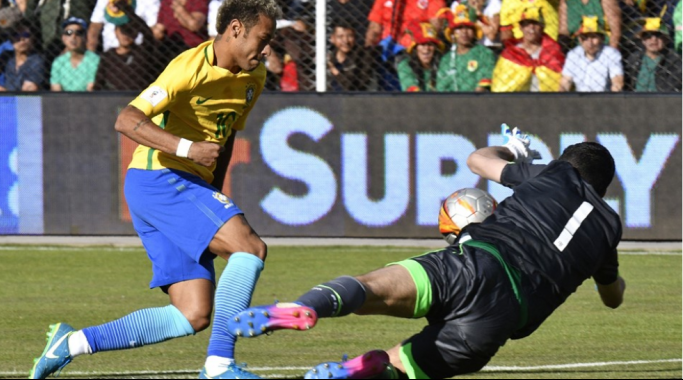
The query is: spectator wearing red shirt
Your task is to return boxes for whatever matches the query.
[365,0,446,90]
[154,0,208,57]
[365,0,446,51]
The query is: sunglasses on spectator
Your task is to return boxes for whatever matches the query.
[63,29,85,37]
[10,32,31,42]
[641,32,662,40]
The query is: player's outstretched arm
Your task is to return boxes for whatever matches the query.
[115,105,223,167]
[596,276,626,309]
[468,124,540,183]
[467,146,515,183]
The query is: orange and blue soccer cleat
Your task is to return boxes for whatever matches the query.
[227,302,317,338]
[304,350,397,379]
[29,323,75,379]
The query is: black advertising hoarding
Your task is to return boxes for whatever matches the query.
[38,93,681,240]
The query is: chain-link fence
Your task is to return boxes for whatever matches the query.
[0,0,680,93]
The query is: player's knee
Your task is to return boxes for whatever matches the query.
[233,240,267,261]
[212,237,268,261]
[176,303,213,332]
[185,311,212,332]
[252,239,267,261]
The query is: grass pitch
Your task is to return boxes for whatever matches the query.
[0,245,680,379]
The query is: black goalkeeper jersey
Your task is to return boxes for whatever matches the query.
[462,160,622,339]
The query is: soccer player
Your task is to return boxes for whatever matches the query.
[29,1,282,379]
[228,126,627,379]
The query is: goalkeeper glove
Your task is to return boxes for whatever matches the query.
[500,123,541,163]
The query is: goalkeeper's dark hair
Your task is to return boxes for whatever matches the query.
[558,142,615,197]
[216,0,282,36]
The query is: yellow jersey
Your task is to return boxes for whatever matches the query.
[500,0,560,40]
[128,40,265,183]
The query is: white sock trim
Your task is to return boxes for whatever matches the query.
[204,355,235,376]
[68,330,92,357]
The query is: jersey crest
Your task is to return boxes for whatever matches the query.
[245,83,256,106]
[212,192,234,209]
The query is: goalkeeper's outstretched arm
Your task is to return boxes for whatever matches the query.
[467,146,516,184]
[469,124,538,183]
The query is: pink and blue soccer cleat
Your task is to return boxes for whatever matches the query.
[304,350,395,379]
[29,323,75,379]
[227,302,317,338]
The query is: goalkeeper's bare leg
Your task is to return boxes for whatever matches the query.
[228,265,417,336]
[228,265,418,378]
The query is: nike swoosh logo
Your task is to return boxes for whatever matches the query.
[45,333,69,359]
[196,97,212,105]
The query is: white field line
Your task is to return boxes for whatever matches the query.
[482,358,682,371]
[0,246,142,251]
[0,246,680,255]
[0,358,680,376]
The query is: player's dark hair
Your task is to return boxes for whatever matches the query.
[558,142,615,197]
[216,0,282,36]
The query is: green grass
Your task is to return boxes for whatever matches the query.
[0,245,680,379]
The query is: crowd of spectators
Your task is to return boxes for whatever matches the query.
[0,0,680,92]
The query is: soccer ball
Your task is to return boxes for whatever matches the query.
[438,188,497,244]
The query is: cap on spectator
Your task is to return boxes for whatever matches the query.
[636,17,669,39]
[105,0,136,26]
[519,7,545,26]
[61,16,88,30]
[442,4,483,42]
[0,6,22,29]
[575,15,606,36]
[405,21,445,53]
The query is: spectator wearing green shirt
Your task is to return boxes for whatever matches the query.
[437,4,496,92]
[625,17,682,92]
[51,17,100,91]
[396,21,445,91]
[24,0,94,65]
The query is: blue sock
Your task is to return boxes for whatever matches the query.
[207,252,264,359]
[81,305,194,353]
[296,276,366,318]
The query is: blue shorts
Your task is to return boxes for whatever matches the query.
[124,168,244,290]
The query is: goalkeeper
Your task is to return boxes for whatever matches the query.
[230,125,627,379]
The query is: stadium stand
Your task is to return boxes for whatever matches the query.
[0,0,680,92]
